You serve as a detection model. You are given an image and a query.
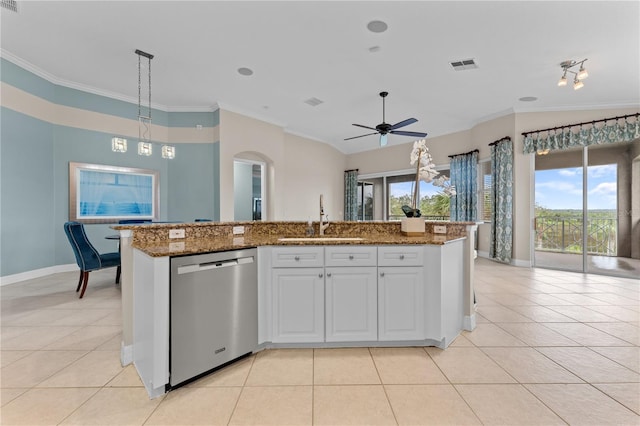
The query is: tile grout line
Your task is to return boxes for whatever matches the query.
[368,347,399,426]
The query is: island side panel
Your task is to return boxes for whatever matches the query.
[464,224,478,331]
[440,240,465,345]
[118,229,134,366]
[133,249,169,399]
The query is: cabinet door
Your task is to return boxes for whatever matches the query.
[325,267,377,342]
[272,268,324,343]
[378,266,424,341]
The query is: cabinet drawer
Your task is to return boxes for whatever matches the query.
[325,246,377,267]
[271,246,324,268]
[378,245,424,267]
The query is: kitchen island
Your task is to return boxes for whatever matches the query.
[114,220,477,398]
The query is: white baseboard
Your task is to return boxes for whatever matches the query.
[512,258,532,268]
[121,343,133,366]
[0,264,78,286]
[476,251,531,268]
[463,314,476,331]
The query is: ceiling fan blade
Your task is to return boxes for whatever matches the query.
[344,132,378,141]
[390,130,428,137]
[352,123,377,131]
[390,118,417,130]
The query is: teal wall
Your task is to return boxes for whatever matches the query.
[0,58,220,277]
[1,108,56,274]
[168,142,219,222]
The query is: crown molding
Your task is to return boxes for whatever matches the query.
[512,102,640,114]
[1,49,218,114]
[215,101,288,128]
[470,107,516,128]
[165,105,218,113]
[284,128,330,145]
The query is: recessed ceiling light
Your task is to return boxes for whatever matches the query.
[519,96,538,102]
[367,20,388,33]
[237,67,253,76]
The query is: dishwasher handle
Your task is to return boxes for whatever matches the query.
[177,256,254,275]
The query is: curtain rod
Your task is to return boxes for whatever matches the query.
[488,136,511,146]
[521,112,639,136]
[448,149,479,158]
[344,168,359,173]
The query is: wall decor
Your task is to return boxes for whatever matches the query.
[69,162,159,223]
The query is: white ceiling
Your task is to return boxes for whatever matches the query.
[2,1,639,154]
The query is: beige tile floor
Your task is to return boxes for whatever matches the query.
[1,259,639,425]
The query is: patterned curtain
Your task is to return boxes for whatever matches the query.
[449,151,478,221]
[523,118,639,154]
[490,138,513,263]
[344,170,358,221]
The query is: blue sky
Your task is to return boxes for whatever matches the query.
[389,181,441,198]
[535,164,617,210]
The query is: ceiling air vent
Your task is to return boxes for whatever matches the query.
[450,58,478,71]
[304,97,324,107]
[1,0,17,12]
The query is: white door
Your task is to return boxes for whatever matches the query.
[378,266,424,341]
[272,268,324,343]
[325,267,378,342]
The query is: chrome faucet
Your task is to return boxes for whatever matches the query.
[319,194,330,236]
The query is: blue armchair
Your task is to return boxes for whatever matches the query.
[63,222,121,298]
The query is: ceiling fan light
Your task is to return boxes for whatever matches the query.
[380,134,388,147]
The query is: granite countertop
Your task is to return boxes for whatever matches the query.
[133,233,467,257]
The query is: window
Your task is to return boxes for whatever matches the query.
[478,160,492,222]
[356,181,374,220]
[358,170,451,222]
[387,174,414,220]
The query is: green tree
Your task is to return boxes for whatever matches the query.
[419,194,450,217]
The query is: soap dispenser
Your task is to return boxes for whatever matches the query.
[306,220,315,236]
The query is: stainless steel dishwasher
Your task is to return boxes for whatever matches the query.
[169,248,258,388]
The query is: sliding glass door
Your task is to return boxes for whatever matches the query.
[534,139,639,278]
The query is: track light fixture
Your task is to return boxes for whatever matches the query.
[558,59,588,90]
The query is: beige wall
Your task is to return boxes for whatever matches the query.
[282,133,347,221]
[220,106,637,265]
[218,109,346,222]
[346,107,639,266]
[219,109,286,221]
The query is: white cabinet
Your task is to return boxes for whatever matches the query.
[378,266,425,341]
[325,266,377,342]
[270,247,325,343]
[378,245,424,266]
[325,246,378,342]
[377,246,425,341]
[272,267,325,343]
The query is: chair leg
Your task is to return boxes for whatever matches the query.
[115,266,121,284]
[76,270,84,292]
[79,271,90,299]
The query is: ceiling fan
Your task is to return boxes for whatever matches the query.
[345,91,428,147]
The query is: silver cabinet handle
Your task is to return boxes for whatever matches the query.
[294,256,300,261]
[327,273,332,277]
[380,272,385,277]
[348,255,354,260]
[399,254,405,260]
[318,273,323,278]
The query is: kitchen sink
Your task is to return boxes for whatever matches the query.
[277,237,364,242]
